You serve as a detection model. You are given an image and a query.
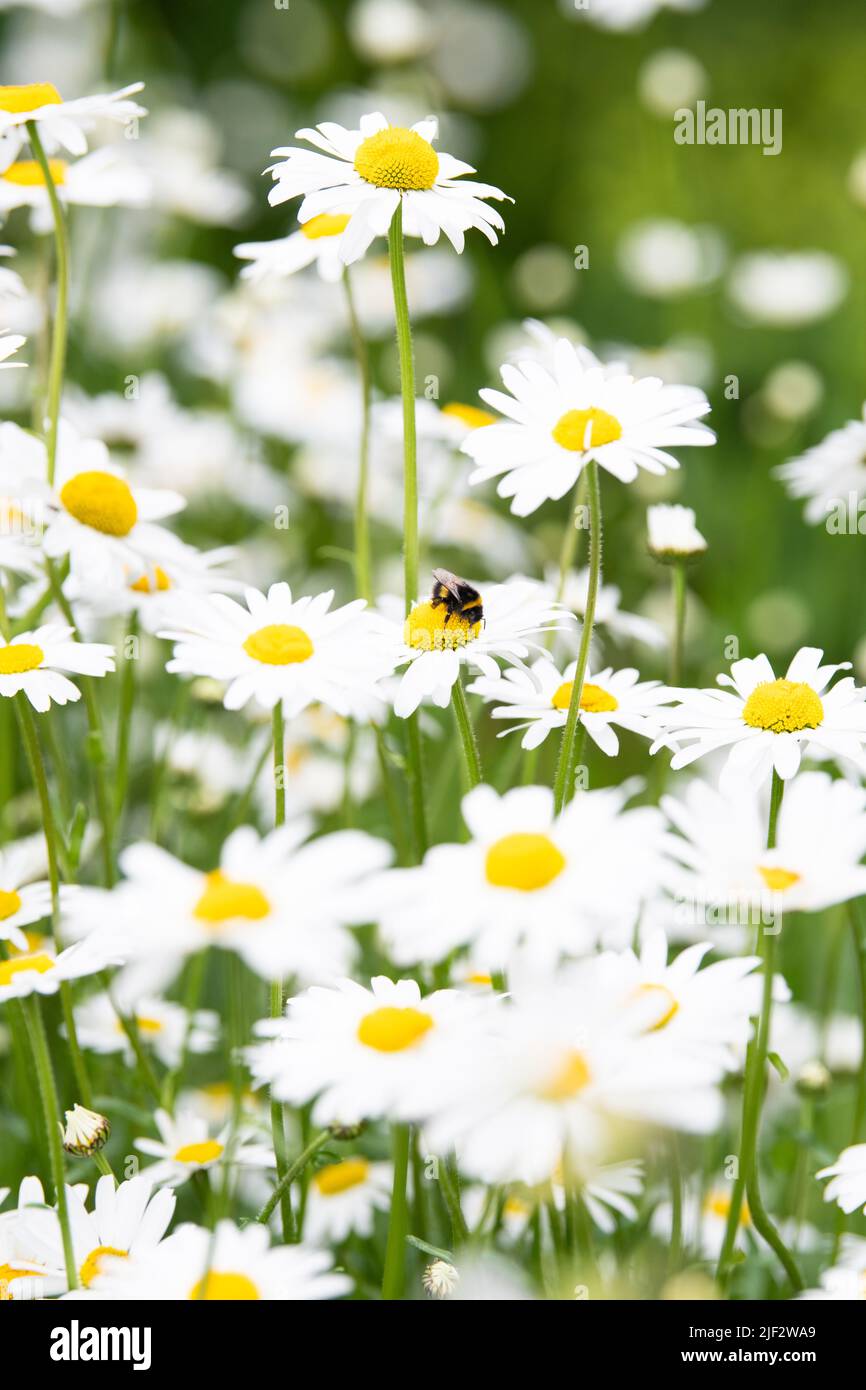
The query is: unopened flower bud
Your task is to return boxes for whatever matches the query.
[329,1121,365,1142]
[62,1104,110,1156]
[422,1259,459,1299]
[796,1059,831,1097]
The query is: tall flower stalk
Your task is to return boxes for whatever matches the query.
[269,702,293,1240]
[26,122,68,485]
[553,461,602,814]
[343,268,372,604]
[26,994,78,1289]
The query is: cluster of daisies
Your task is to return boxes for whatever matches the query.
[1,67,865,1308]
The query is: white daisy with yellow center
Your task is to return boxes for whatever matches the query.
[651,1184,754,1261]
[468,656,676,755]
[71,991,219,1069]
[303,1156,393,1245]
[0,836,75,950]
[654,646,866,791]
[0,81,146,167]
[775,404,866,526]
[0,622,114,712]
[358,782,667,972]
[267,110,511,266]
[392,577,566,719]
[161,581,397,720]
[0,936,120,1004]
[462,337,714,517]
[0,148,149,230]
[11,1174,174,1298]
[235,212,354,284]
[135,1108,275,1189]
[661,771,866,936]
[65,821,390,985]
[247,975,492,1126]
[73,1219,350,1301]
[425,964,723,1186]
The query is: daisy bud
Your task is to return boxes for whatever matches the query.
[422,1259,460,1299]
[647,504,707,563]
[62,1104,110,1156]
[796,1059,832,1097]
[329,1121,365,1142]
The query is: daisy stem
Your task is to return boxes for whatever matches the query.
[830,900,866,1262]
[717,772,803,1292]
[26,123,69,489]
[343,267,372,604]
[113,610,139,826]
[451,675,482,789]
[256,1129,331,1226]
[272,703,286,827]
[269,700,293,1239]
[26,994,78,1290]
[382,1121,411,1300]
[670,561,687,686]
[552,461,602,814]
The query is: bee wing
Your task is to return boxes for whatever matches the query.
[431,568,463,601]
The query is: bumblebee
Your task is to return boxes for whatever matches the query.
[430,568,484,628]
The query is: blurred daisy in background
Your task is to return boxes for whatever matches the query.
[303,1156,392,1245]
[71,992,219,1069]
[0,835,74,949]
[235,213,353,284]
[0,81,147,166]
[0,330,25,368]
[727,250,849,328]
[267,111,511,264]
[774,405,866,525]
[134,1108,274,1189]
[468,657,674,755]
[0,148,149,229]
[655,647,866,789]
[0,937,123,1004]
[0,624,114,711]
[818,1145,866,1215]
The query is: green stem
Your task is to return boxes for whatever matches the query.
[272,703,285,828]
[27,996,77,1289]
[404,713,428,859]
[256,1130,331,1226]
[831,902,866,1262]
[26,123,69,487]
[382,1122,411,1299]
[451,676,482,789]
[439,1152,469,1246]
[552,461,602,814]
[268,702,292,1237]
[343,267,372,603]
[114,610,139,827]
[670,561,687,687]
[387,201,418,613]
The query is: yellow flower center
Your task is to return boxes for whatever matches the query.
[193,869,271,925]
[0,82,61,113]
[190,1270,260,1301]
[741,679,823,734]
[0,888,21,920]
[0,951,55,986]
[442,402,497,430]
[0,643,44,675]
[485,833,566,892]
[129,566,171,594]
[552,407,622,452]
[539,1049,592,1102]
[552,680,618,714]
[354,125,439,191]
[300,212,352,240]
[704,1191,751,1226]
[59,471,138,537]
[633,982,680,1032]
[2,158,67,186]
[404,599,482,652]
[758,865,801,892]
[80,1246,127,1289]
[242,623,314,665]
[0,1264,44,1298]
[173,1140,224,1165]
[136,1015,165,1033]
[313,1158,370,1196]
[357,1005,434,1052]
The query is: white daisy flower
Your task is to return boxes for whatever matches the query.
[235,213,354,284]
[160,581,396,719]
[462,338,714,517]
[818,1145,866,1215]
[0,148,149,229]
[267,110,511,265]
[646,502,707,560]
[799,1267,866,1301]
[79,1218,350,1301]
[425,962,722,1186]
[555,564,666,650]
[71,992,219,1069]
[135,1108,275,1189]
[246,975,492,1127]
[357,782,667,971]
[303,1156,392,1245]
[14,1174,174,1297]
[0,1184,51,1300]
[0,623,114,711]
[67,823,390,986]
[0,936,121,1003]
[390,576,566,718]
[567,1160,645,1235]
[67,542,241,634]
[651,1184,754,1260]
[727,250,848,328]
[654,646,866,790]
[0,81,146,167]
[467,657,674,756]
[0,835,76,950]
[774,404,866,525]
[661,771,866,928]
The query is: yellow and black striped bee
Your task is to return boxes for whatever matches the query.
[430,569,484,628]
